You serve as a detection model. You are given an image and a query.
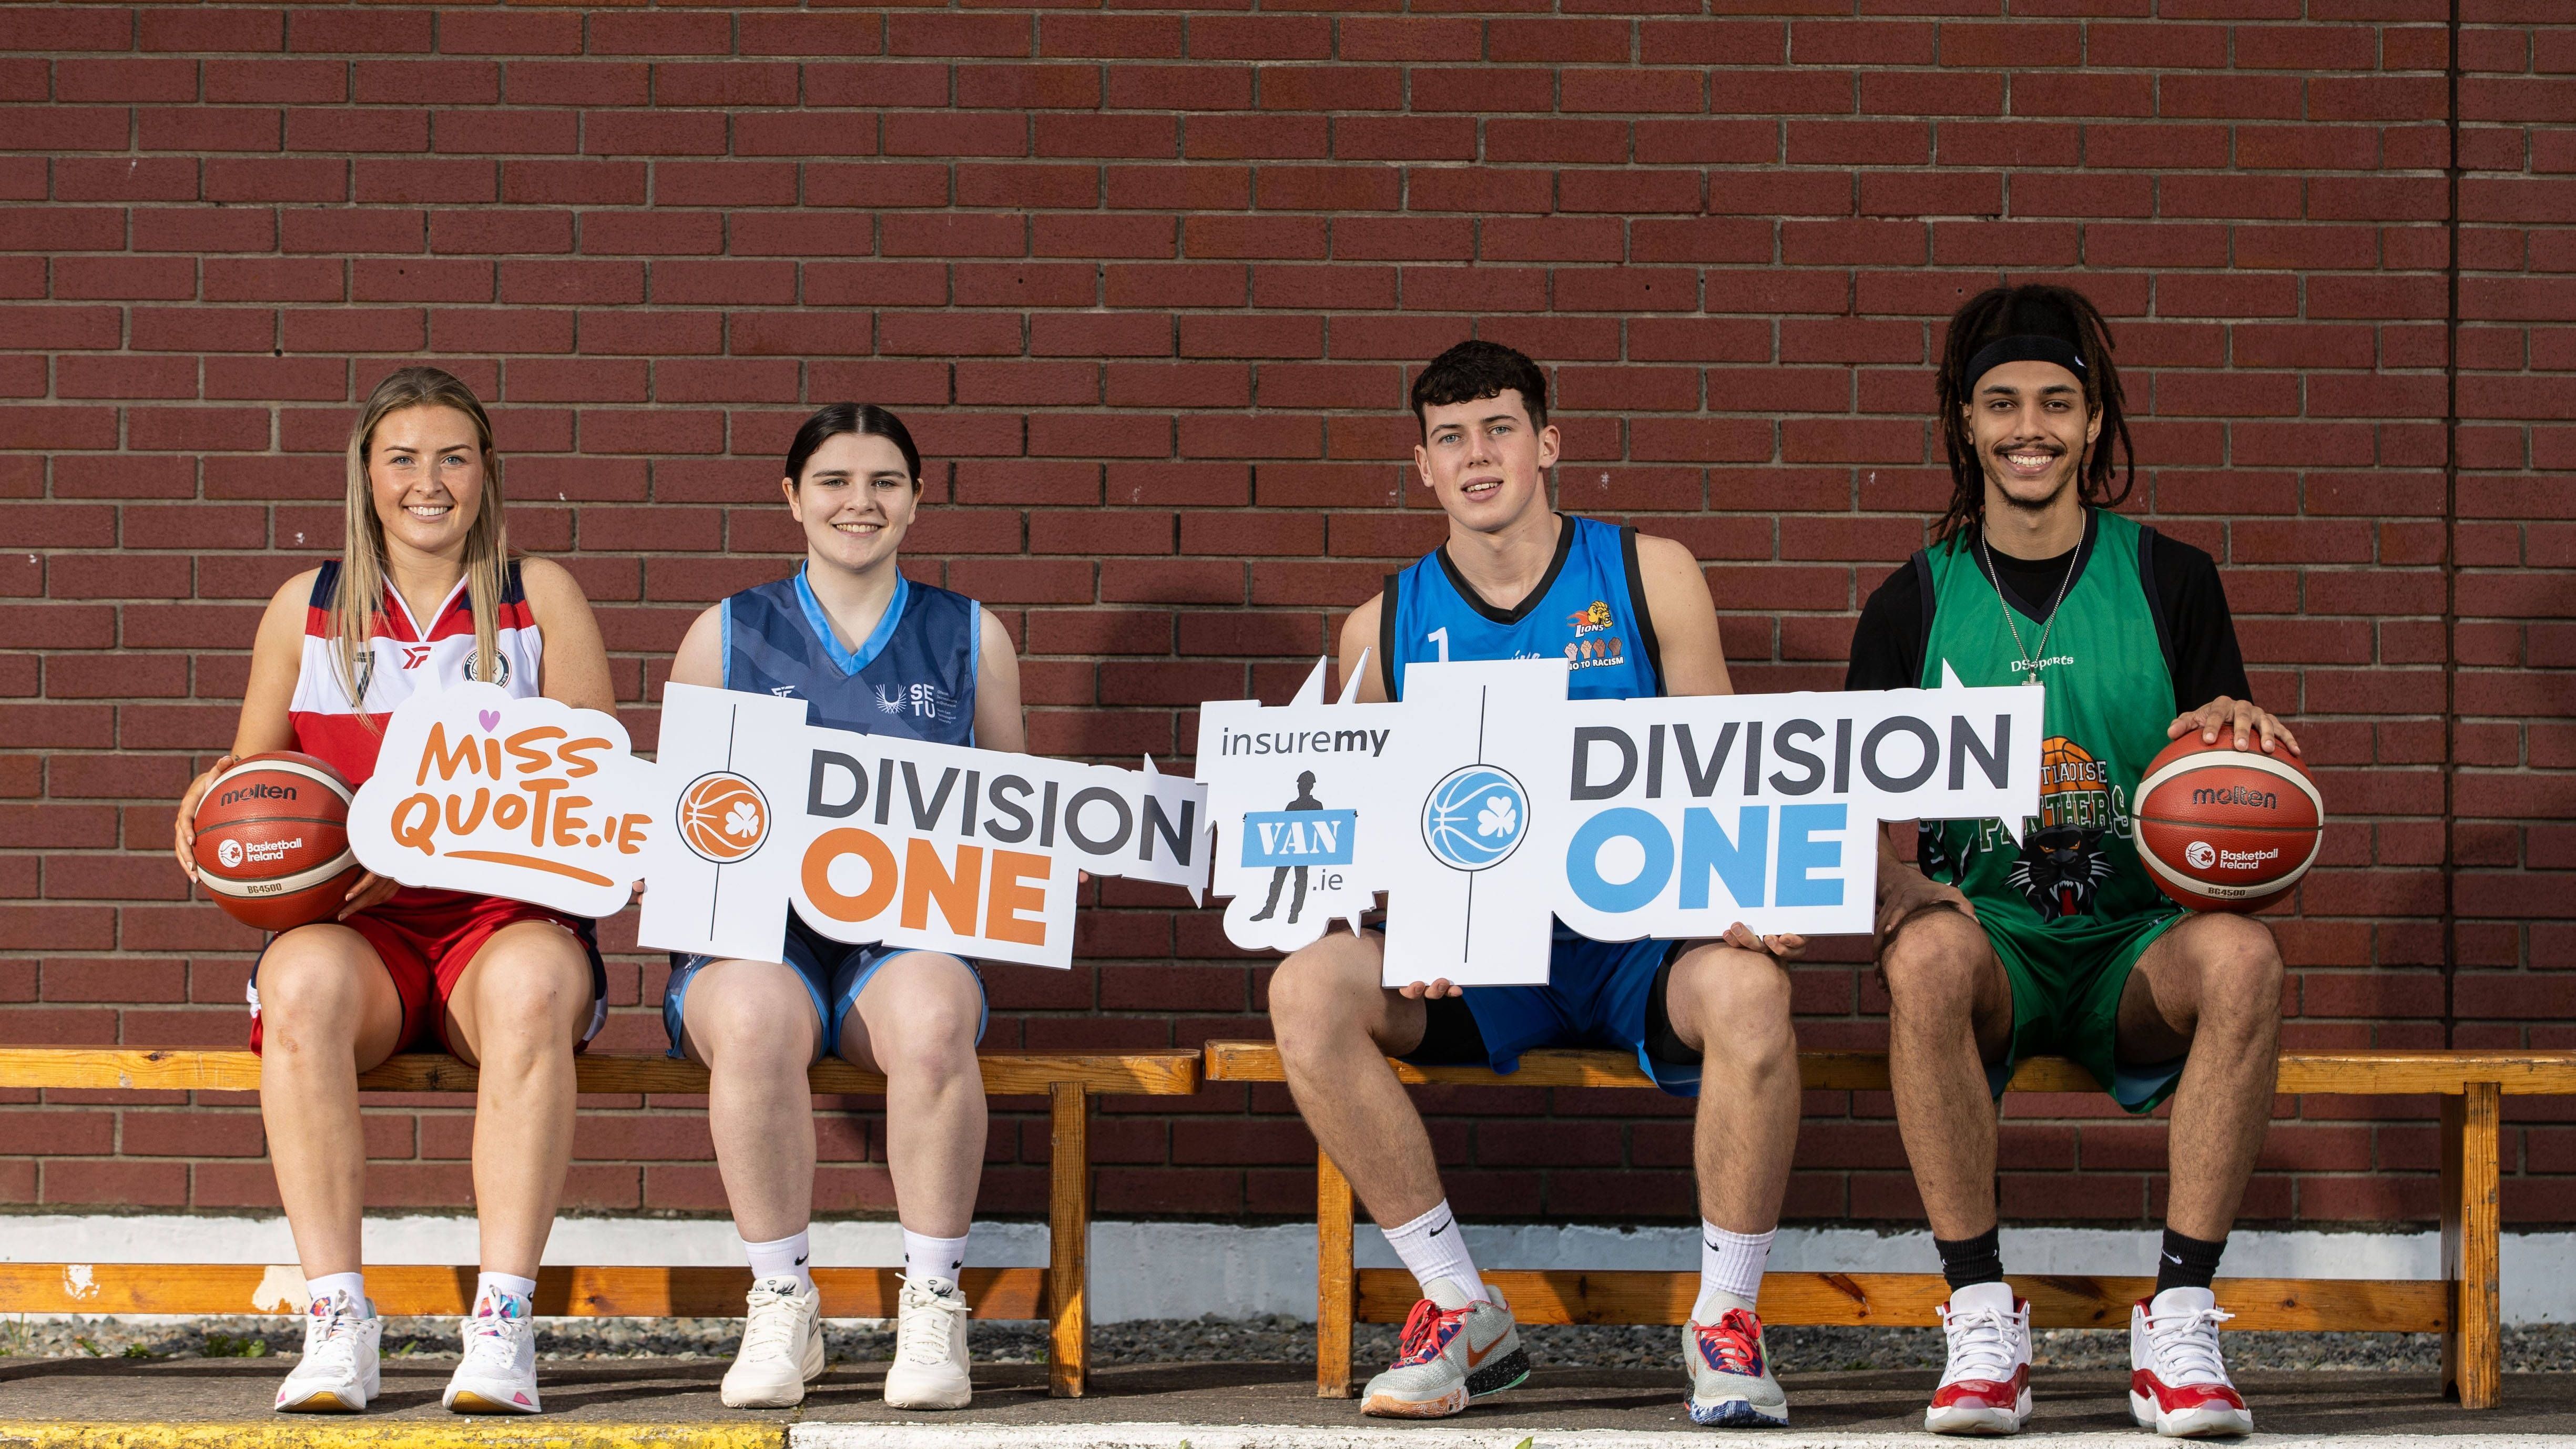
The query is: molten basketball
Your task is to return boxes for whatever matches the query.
[191,752,363,932]
[2133,733,2324,912]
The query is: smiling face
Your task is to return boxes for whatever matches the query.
[367,404,487,560]
[1966,358,2102,517]
[786,430,921,574]
[1412,389,1559,535]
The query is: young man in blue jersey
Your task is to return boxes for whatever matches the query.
[1267,340,1806,1426]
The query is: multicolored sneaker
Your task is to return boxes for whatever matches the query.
[443,1287,541,1415]
[2130,1288,2251,1437]
[1359,1277,1530,1419]
[274,1289,381,1413]
[1928,1281,2032,1435]
[1684,1298,1788,1426]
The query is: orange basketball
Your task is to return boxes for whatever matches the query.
[677,771,769,864]
[2134,733,2324,912]
[191,752,363,932]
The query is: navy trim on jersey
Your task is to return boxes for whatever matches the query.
[1431,514,1577,626]
[1378,568,1403,701]
[1616,524,1666,694]
[719,568,981,746]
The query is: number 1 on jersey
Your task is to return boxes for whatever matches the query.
[1427,627,1449,662]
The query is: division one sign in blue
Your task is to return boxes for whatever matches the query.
[1195,657,2046,987]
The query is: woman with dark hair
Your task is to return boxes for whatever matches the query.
[660,403,1023,1411]
[170,366,616,1417]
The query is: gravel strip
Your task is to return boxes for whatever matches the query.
[5,1314,2573,1374]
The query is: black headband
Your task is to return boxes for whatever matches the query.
[1963,333,2086,393]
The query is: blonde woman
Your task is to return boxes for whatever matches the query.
[171,366,615,1416]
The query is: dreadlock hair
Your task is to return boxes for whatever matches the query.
[1932,283,2134,547]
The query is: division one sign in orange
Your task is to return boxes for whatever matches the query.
[347,682,1212,970]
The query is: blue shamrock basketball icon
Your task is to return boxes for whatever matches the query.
[1421,765,1529,872]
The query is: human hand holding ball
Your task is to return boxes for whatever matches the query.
[177,752,379,931]
[2135,697,2323,913]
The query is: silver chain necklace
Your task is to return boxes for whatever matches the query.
[1978,527,2077,687]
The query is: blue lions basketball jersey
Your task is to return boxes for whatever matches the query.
[721,569,981,746]
[1382,513,1664,702]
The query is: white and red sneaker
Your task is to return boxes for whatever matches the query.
[1926,1281,2032,1435]
[2129,1287,2251,1437]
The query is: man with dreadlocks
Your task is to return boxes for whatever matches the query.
[1847,284,2298,1438]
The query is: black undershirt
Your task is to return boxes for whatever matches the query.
[1844,522,2252,715]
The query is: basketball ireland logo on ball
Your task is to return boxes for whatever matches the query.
[677,771,770,865]
[1420,764,1529,873]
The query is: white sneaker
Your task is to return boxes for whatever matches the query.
[722,1275,826,1409]
[274,1290,381,1413]
[882,1273,972,1410]
[2130,1287,2251,1437]
[443,1288,542,1414]
[1927,1281,2033,1435]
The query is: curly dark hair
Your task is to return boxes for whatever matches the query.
[1410,339,1548,433]
[1933,284,2134,546]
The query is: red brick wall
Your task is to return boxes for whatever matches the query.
[4,4,2570,1232]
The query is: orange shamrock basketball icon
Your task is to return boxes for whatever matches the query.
[678,771,770,865]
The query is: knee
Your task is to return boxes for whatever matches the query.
[470,932,591,1042]
[2194,918,2285,1026]
[689,970,814,1065]
[860,958,981,1078]
[1878,910,1985,1015]
[1671,946,1793,1053]
[1265,937,1375,1053]
[256,932,370,1037]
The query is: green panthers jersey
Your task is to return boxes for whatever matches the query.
[1916,507,2178,934]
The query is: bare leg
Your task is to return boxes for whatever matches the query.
[257,926,407,1280]
[839,953,987,1238]
[1662,943,1800,1233]
[1878,907,2017,1240]
[442,922,597,1280]
[2118,913,2285,1241]
[678,960,824,1242]
[1266,929,1440,1228]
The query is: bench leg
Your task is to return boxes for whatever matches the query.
[2441,1081,2501,1410]
[1318,1148,1356,1399]
[1048,1082,1090,1399]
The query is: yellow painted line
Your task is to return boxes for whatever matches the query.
[0,1423,785,1449]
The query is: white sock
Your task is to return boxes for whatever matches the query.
[902,1229,968,1289]
[306,1270,369,1315]
[743,1230,812,1292]
[1694,1222,1775,1323]
[1383,1200,1486,1307]
[475,1271,537,1318]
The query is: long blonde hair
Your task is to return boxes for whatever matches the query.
[333,366,509,709]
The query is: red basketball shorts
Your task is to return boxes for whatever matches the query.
[248,886,606,1055]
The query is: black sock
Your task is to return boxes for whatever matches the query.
[2156,1228,2226,1293]
[1934,1226,2004,1291]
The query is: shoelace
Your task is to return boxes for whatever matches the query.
[1694,1309,1764,1375]
[301,1300,363,1374]
[2143,1304,2234,1385]
[896,1282,964,1366]
[741,1286,806,1358]
[460,1309,524,1372]
[1391,1298,1465,1369]
[1939,1304,2022,1381]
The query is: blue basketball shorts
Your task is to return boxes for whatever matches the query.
[1401,920,1698,1097]
[663,913,988,1063]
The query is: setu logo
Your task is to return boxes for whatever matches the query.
[1421,766,1528,872]
[2185,840,2216,870]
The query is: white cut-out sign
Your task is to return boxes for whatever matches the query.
[349,682,1211,970]
[1196,657,2044,987]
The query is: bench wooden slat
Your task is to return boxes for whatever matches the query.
[0,1264,1046,1319]
[1356,1269,2447,1332]
[1202,1039,2576,1095]
[0,1048,1201,1098]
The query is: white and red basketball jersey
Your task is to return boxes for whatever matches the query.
[289,559,545,788]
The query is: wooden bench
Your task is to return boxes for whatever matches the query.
[0,1047,1202,1397]
[1206,1040,2576,1410]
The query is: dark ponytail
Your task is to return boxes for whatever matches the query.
[1932,284,2134,547]
[785,402,922,488]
